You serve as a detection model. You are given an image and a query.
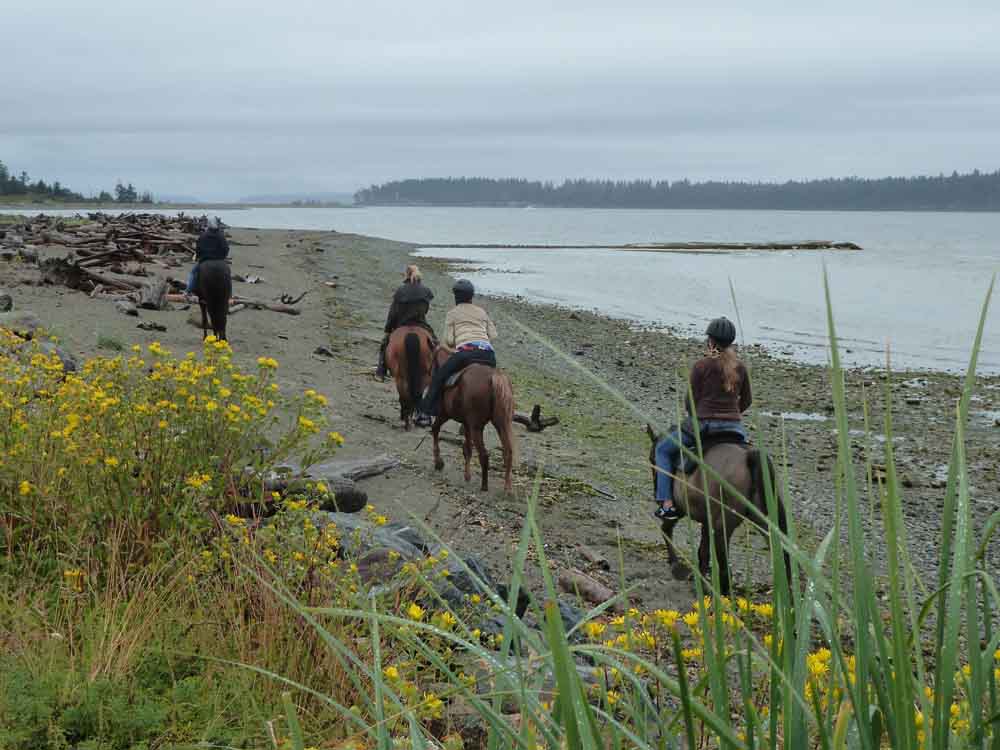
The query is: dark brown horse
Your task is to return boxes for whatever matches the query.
[385,325,435,429]
[196,260,232,341]
[645,424,790,595]
[431,346,516,494]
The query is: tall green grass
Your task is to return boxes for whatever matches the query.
[263,272,997,748]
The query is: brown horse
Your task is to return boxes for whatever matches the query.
[431,346,516,494]
[385,325,435,429]
[645,424,791,595]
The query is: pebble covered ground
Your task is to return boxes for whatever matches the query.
[3,225,998,612]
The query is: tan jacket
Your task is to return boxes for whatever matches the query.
[443,303,497,348]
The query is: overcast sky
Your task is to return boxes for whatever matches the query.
[3,0,998,200]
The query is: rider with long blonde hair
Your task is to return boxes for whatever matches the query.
[654,316,752,519]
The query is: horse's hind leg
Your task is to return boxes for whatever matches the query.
[462,429,473,483]
[661,518,691,580]
[199,302,209,340]
[697,521,737,595]
[472,425,489,492]
[495,421,514,494]
[432,417,446,471]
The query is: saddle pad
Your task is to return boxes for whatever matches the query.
[681,432,748,475]
[444,363,496,389]
[444,369,467,389]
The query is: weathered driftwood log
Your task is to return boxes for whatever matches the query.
[513,404,560,432]
[138,279,168,310]
[40,257,89,289]
[307,454,401,481]
[261,473,367,513]
[557,568,624,612]
[115,300,139,317]
[578,545,611,571]
[80,267,142,291]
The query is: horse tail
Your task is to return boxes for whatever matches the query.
[491,371,517,451]
[404,332,423,407]
[747,448,792,587]
[491,371,514,423]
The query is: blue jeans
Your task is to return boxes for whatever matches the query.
[186,265,198,294]
[654,420,747,502]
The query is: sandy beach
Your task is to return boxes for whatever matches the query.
[3,225,998,610]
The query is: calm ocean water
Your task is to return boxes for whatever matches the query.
[7,206,999,373]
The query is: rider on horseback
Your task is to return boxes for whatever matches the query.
[654,316,753,520]
[420,279,497,417]
[376,264,436,380]
[186,217,229,300]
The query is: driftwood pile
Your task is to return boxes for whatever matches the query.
[0,212,306,316]
[1,213,202,305]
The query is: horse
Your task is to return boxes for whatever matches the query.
[196,260,232,341]
[430,346,516,494]
[385,324,435,429]
[645,424,791,595]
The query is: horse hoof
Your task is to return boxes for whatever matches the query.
[434,460,444,471]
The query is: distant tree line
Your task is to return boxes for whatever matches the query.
[354,170,1000,211]
[0,160,153,204]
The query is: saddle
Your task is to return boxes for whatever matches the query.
[443,363,494,389]
[680,430,747,475]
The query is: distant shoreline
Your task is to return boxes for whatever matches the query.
[355,202,1000,213]
[3,202,1000,215]
[0,201,353,211]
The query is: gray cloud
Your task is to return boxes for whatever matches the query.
[3,0,998,199]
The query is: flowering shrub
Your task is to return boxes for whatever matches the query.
[0,332,335,578]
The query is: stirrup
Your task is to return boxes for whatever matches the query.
[654,504,681,520]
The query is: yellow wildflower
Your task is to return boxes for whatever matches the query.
[407,603,425,621]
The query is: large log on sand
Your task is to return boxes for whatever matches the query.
[558,567,624,612]
[138,279,168,310]
[513,404,560,432]
[262,473,367,513]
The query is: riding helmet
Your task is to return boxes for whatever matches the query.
[453,278,475,303]
[705,316,737,347]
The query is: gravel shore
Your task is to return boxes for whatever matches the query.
[3,225,998,609]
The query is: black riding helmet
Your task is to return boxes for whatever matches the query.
[453,278,475,304]
[705,316,737,348]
